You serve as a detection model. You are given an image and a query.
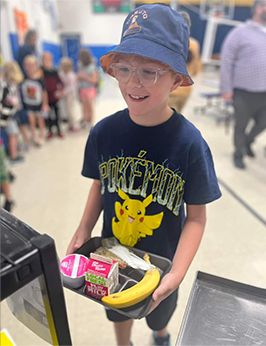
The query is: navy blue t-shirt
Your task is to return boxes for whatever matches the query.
[82,109,221,260]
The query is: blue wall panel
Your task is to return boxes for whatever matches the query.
[213,7,252,54]
[179,6,207,53]
[179,5,252,55]
[42,42,62,66]
[9,33,19,60]
[84,45,116,65]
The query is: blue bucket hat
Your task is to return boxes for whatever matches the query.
[100,3,193,87]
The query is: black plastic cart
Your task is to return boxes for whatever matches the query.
[0,208,72,345]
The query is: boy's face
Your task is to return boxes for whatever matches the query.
[42,54,53,69]
[24,60,37,77]
[116,55,182,122]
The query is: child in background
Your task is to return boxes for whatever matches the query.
[42,52,64,139]
[14,108,31,152]
[77,49,98,129]
[0,61,25,163]
[21,55,49,146]
[66,4,221,346]
[59,57,79,132]
[168,12,201,113]
[0,139,14,212]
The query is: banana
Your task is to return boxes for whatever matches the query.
[101,255,160,309]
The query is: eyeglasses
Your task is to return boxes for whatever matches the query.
[110,63,170,87]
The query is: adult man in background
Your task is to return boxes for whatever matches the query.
[17,29,38,75]
[220,0,266,169]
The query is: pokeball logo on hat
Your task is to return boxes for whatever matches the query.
[123,15,142,37]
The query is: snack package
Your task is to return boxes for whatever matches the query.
[94,246,127,269]
[85,253,119,299]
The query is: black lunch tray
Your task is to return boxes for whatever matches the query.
[63,236,172,319]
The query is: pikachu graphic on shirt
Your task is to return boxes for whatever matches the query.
[112,189,164,247]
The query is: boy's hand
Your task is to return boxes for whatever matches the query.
[54,90,63,99]
[148,272,182,314]
[42,104,50,112]
[66,225,91,255]
[77,71,87,80]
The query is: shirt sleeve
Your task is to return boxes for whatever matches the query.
[0,82,8,116]
[39,78,46,90]
[81,130,100,179]
[220,27,242,95]
[88,64,97,75]
[61,72,77,97]
[57,72,64,90]
[0,81,5,105]
[184,147,222,205]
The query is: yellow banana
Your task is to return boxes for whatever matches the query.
[101,255,160,309]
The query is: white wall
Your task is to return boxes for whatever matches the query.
[0,1,13,61]
[7,0,60,43]
[1,0,128,61]
[29,0,60,44]
[57,1,127,45]
[1,0,60,61]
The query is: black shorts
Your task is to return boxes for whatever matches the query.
[14,109,28,126]
[105,289,178,331]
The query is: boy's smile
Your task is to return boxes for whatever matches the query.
[116,55,183,126]
[42,53,53,70]
[128,92,149,103]
[129,94,148,101]
[24,61,38,78]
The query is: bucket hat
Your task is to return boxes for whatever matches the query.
[100,3,193,87]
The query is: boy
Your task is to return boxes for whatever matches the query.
[41,52,64,139]
[66,4,221,346]
[21,55,49,146]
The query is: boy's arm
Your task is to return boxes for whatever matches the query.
[66,179,103,255]
[42,89,50,112]
[78,70,98,85]
[54,74,64,98]
[150,204,206,311]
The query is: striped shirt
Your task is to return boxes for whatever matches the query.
[220,21,266,94]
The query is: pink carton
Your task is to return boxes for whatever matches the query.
[60,254,89,289]
[85,253,119,300]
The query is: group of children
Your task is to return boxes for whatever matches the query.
[0,48,99,212]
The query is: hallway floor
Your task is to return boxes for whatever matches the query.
[1,68,266,346]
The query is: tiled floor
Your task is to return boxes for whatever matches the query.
[1,68,266,346]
